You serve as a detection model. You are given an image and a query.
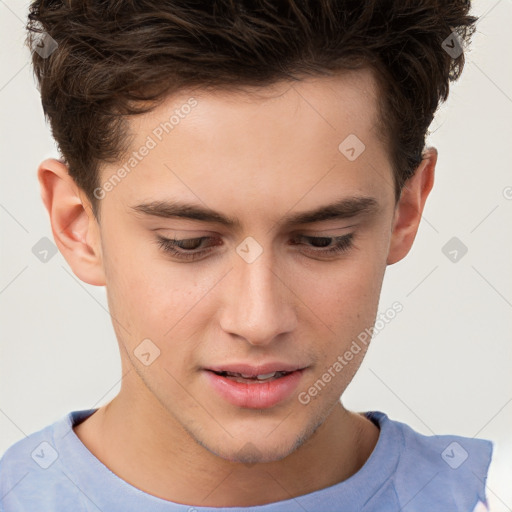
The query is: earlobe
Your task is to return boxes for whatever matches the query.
[37,158,106,286]
[386,147,437,265]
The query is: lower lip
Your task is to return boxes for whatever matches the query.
[204,369,305,409]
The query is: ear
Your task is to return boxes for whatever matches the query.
[386,147,437,265]
[38,158,106,286]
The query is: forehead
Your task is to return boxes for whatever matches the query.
[141,67,383,149]
[100,68,393,220]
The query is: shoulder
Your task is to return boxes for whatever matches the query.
[369,412,493,511]
[0,410,95,512]
[0,419,57,484]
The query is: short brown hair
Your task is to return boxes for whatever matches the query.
[26,0,477,219]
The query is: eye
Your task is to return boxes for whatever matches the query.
[156,235,219,261]
[155,233,355,262]
[289,233,354,257]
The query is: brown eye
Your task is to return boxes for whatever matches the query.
[291,233,354,256]
[156,236,219,261]
[155,233,355,263]
[306,237,332,248]
[174,238,204,250]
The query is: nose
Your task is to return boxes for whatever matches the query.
[219,244,297,346]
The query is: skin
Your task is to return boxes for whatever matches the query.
[38,68,436,507]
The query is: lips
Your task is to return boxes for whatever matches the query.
[209,370,291,383]
[205,362,306,377]
[203,362,309,408]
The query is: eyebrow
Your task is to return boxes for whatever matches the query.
[130,196,379,230]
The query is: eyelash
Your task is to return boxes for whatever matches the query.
[155,233,355,262]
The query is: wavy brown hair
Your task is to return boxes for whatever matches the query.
[26,0,478,219]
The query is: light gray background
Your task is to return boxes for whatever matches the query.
[1,0,511,509]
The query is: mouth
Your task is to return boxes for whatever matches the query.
[206,369,294,384]
[203,365,308,409]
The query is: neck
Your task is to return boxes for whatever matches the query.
[73,378,379,507]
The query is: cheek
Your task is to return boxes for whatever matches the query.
[294,249,386,335]
[102,247,210,379]
[294,260,385,400]
[109,265,198,330]
[101,232,189,331]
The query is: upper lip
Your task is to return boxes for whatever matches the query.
[205,362,308,376]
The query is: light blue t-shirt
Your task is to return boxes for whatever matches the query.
[0,408,492,511]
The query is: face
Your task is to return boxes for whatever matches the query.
[48,68,433,465]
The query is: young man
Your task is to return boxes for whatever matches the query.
[0,1,493,510]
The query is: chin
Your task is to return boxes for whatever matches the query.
[199,425,313,466]
[218,441,295,465]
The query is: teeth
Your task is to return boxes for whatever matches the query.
[237,372,277,379]
[221,371,281,380]
[216,370,293,381]
[256,372,277,380]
